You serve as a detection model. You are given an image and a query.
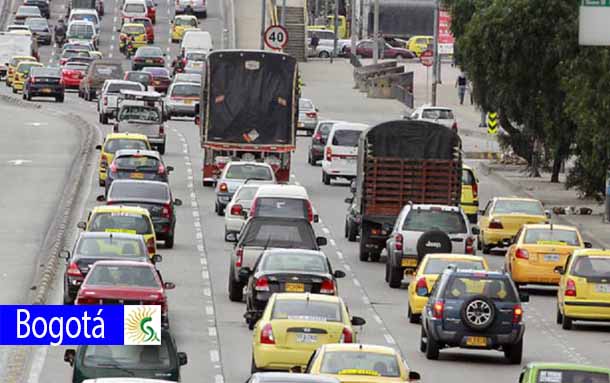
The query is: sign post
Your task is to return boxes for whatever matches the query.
[420,50,433,104]
[263,25,289,51]
[487,112,499,135]
[579,0,610,45]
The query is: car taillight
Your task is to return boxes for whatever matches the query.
[109,162,117,173]
[146,237,155,254]
[472,181,478,198]
[512,304,523,324]
[103,96,108,106]
[313,131,322,141]
[76,296,99,305]
[30,77,36,84]
[219,183,228,193]
[100,154,108,169]
[415,277,428,296]
[306,201,314,223]
[565,279,577,297]
[319,279,335,294]
[67,262,83,277]
[158,163,165,174]
[306,111,317,118]
[254,276,269,291]
[433,301,444,319]
[451,121,458,131]
[489,219,503,229]
[515,248,529,260]
[249,198,257,217]
[394,233,403,251]
[120,34,126,41]
[235,247,243,267]
[325,146,332,161]
[465,237,475,254]
[340,327,353,343]
[159,125,165,135]
[230,204,242,216]
[162,203,172,218]
[260,323,275,344]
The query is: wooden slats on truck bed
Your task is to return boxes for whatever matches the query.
[363,157,461,216]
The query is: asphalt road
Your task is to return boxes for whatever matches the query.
[0,0,609,381]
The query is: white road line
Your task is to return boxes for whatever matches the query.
[192,211,200,217]
[384,334,396,345]
[215,375,224,383]
[113,16,117,23]
[336,251,343,259]
[109,44,114,51]
[108,53,113,58]
[210,350,220,363]
[205,305,214,316]
[208,327,217,337]
[373,314,383,325]
[353,278,361,287]
[202,270,210,280]
[322,227,330,234]
[362,295,370,304]
[329,239,336,247]
[343,264,351,272]
[203,287,211,296]
[111,34,115,41]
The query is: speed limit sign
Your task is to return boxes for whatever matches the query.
[264,25,289,50]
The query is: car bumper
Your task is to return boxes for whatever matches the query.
[511,260,560,284]
[176,5,206,13]
[147,136,166,146]
[63,78,82,88]
[563,300,610,320]
[427,321,524,349]
[216,193,233,207]
[167,103,197,116]
[225,216,245,233]
[27,85,64,96]
[482,229,517,246]
[409,294,428,315]
[297,121,317,131]
[66,278,83,300]
[322,161,357,177]
[253,344,313,371]
[152,218,172,236]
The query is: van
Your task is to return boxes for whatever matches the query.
[180,30,212,54]
[321,122,368,185]
[69,9,100,33]
[250,184,318,223]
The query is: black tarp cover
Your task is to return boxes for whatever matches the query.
[205,50,297,146]
[368,0,435,38]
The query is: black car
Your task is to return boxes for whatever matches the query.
[60,231,159,304]
[247,373,340,383]
[24,0,49,18]
[64,330,187,383]
[132,46,166,70]
[420,268,529,364]
[99,180,182,248]
[307,120,341,166]
[105,149,172,195]
[23,67,64,102]
[24,17,52,44]
[241,249,345,329]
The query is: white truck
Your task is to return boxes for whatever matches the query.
[97,79,145,124]
[0,32,37,78]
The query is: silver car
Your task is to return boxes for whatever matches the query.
[165,82,200,118]
[175,0,206,17]
[214,161,276,216]
[172,72,201,84]
[298,98,318,134]
[25,17,51,45]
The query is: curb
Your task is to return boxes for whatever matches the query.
[0,94,42,109]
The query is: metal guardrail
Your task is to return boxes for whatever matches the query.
[349,55,413,108]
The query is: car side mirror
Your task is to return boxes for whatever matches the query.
[316,237,327,247]
[584,241,593,248]
[177,352,188,366]
[545,209,551,219]
[344,197,353,204]
[174,198,182,206]
[502,238,512,247]
[519,291,530,303]
[471,226,480,235]
[76,221,86,230]
[409,371,421,381]
[95,144,102,150]
[350,179,357,193]
[315,108,319,112]
[194,115,201,126]
[238,268,251,283]
[350,316,366,326]
[554,266,565,275]
[166,166,174,172]
[164,281,176,290]
[64,349,75,366]
[152,254,163,263]
[289,365,303,373]
[333,270,346,278]
[313,214,319,223]
[59,250,71,259]
[96,195,105,202]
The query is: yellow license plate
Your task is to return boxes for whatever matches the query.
[285,283,304,292]
[185,99,193,104]
[130,172,145,179]
[42,88,52,93]
[466,336,488,347]
[401,258,418,267]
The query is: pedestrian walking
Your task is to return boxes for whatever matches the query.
[310,32,320,57]
[455,72,467,105]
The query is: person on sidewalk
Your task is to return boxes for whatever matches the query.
[455,72,467,105]
[310,32,320,56]
[468,80,474,105]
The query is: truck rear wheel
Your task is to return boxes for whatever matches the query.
[358,225,369,261]
[322,171,331,185]
[388,264,403,288]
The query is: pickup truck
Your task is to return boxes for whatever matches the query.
[97,80,145,124]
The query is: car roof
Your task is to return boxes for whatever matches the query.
[331,122,368,132]
[175,14,197,19]
[114,149,160,158]
[424,253,485,262]
[321,343,397,355]
[78,231,145,241]
[123,22,145,28]
[83,379,178,383]
[255,184,309,198]
[227,161,271,167]
[251,372,340,383]
[71,9,98,14]
[274,292,340,303]
[111,179,168,187]
[105,132,149,141]
[493,196,541,202]
[406,204,461,212]
[447,269,507,278]
[16,61,42,68]
[91,205,151,215]
[572,249,610,258]
[525,363,610,373]
[521,224,577,231]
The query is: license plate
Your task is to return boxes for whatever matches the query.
[146,59,153,63]
[285,283,304,292]
[544,254,560,262]
[130,172,145,179]
[296,333,317,344]
[465,336,488,347]
[297,122,304,128]
[184,99,193,105]
[154,80,160,85]
[595,284,610,293]
[42,88,51,93]
[401,258,418,267]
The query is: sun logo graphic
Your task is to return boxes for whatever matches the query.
[124,305,161,345]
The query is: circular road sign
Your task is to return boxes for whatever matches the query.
[264,25,289,50]
[420,49,434,67]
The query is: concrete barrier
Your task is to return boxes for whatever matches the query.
[353,60,397,89]
[366,69,413,98]
[356,65,403,92]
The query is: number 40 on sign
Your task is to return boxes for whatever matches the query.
[264,25,289,50]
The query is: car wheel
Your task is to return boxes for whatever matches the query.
[347,222,358,242]
[370,251,381,262]
[228,275,244,302]
[158,144,166,155]
[419,327,427,352]
[504,339,523,364]
[562,314,573,330]
[408,305,420,324]
[477,235,482,250]
[89,90,95,100]
[556,306,563,324]
[63,283,74,305]
[359,227,369,262]
[247,316,256,330]
[319,51,330,58]
[57,95,64,103]
[396,54,404,59]
[322,171,331,185]
[344,220,348,238]
[22,92,26,100]
[165,233,174,249]
[388,264,403,288]
[425,332,440,360]
[100,113,108,124]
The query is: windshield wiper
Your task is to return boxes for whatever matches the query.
[95,362,136,376]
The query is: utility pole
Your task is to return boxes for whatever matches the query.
[281,0,286,26]
[331,0,339,63]
[315,0,320,19]
[372,0,379,64]
[260,0,267,49]
[350,0,357,61]
[431,0,439,106]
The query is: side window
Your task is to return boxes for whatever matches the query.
[304,350,319,373]
[483,200,492,216]
[513,228,522,244]
[519,367,529,383]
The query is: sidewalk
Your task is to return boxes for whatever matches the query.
[481,162,610,248]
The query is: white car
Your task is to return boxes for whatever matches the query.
[224,183,261,241]
[121,0,147,24]
[249,184,318,223]
[165,81,200,119]
[214,161,276,215]
[6,24,31,33]
[66,20,98,48]
[69,9,101,34]
[97,80,145,124]
[321,122,368,185]
[409,105,458,131]
[175,0,206,17]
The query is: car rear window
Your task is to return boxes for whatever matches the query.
[331,129,361,147]
[537,370,609,383]
[89,212,153,235]
[241,221,315,248]
[126,72,152,83]
[123,25,145,34]
[115,155,159,170]
[254,198,308,220]
[462,169,475,185]
[86,264,158,288]
[83,344,171,369]
[317,122,335,136]
[107,82,143,93]
[235,186,258,202]
[261,253,328,273]
[95,64,123,78]
[570,256,610,278]
[67,24,94,38]
[424,259,484,274]
[523,229,580,246]
[403,209,467,234]
[225,164,272,180]
[271,300,341,322]
[299,99,313,109]
[31,67,60,77]
[109,182,169,201]
[104,139,149,153]
[72,14,97,23]
[319,351,400,377]
[186,52,206,61]
[118,106,160,122]
[137,47,162,57]
[171,83,200,97]
[493,200,544,215]
[76,237,146,257]
[175,17,197,26]
[125,3,145,12]
[444,276,516,301]
[421,109,454,119]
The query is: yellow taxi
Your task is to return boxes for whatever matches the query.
[5,55,37,87]
[11,61,43,93]
[79,205,157,257]
[557,249,610,330]
[406,35,433,56]
[251,293,366,372]
[478,197,549,254]
[96,133,151,186]
[407,253,488,323]
[170,15,199,43]
[461,165,479,223]
[119,23,148,52]
[304,343,420,382]
[505,224,591,287]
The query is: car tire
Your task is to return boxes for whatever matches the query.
[504,339,523,364]
[322,171,331,185]
[158,144,166,155]
[308,151,314,165]
[100,113,108,124]
[228,276,243,302]
[388,264,403,288]
[347,222,357,242]
[416,231,452,261]
[425,332,440,360]
[358,226,369,262]
[556,306,563,324]
[247,316,256,330]
[467,214,477,224]
[562,314,573,330]
[477,235,482,250]
[57,95,64,103]
[419,327,427,352]
[460,295,497,331]
[22,92,26,100]
[89,90,95,100]
[165,233,174,248]
[63,283,74,305]
[202,11,207,18]
[319,51,330,58]
[482,243,492,254]
[408,305,420,324]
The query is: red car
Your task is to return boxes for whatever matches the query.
[142,67,171,94]
[347,39,415,59]
[76,260,174,327]
[61,62,89,89]
[145,0,156,23]
[132,17,154,43]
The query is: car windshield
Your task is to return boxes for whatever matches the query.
[403,209,467,234]
[175,17,196,26]
[493,200,544,215]
[103,139,149,154]
[25,18,47,28]
[125,3,145,12]
[72,14,97,23]
[115,155,160,170]
[86,264,158,287]
[137,47,162,57]
[31,68,60,77]
[570,256,610,278]
[261,253,328,273]
[241,221,315,248]
[170,83,200,97]
[319,351,400,377]
[83,344,171,369]
[331,129,361,146]
[76,237,146,257]
[523,229,580,246]
[67,24,94,38]
[254,198,308,220]
[424,259,485,274]
[109,182,169,201]
[107,82,142,93]
[421,108,454,120]
[235,186,258,202]
[186,52,206,61]
[174,74,200,83]
[271,300,341,322]
[225,164,272,180]
[118,106,160,122]
[444,276,516,301]
[89,212,153,235]
[123,25,145,34]
[537,370,610,383]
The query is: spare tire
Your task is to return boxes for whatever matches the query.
[416,230,452,260]
[460,295,496,331]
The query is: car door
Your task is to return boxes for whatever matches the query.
[478,200,492,229]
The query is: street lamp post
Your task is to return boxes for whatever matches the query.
[431,0,439,106]
[372,0,379,64]
[260,0,266,49]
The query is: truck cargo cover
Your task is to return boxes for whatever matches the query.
[368,0,435,38]
[205,50,297,146]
